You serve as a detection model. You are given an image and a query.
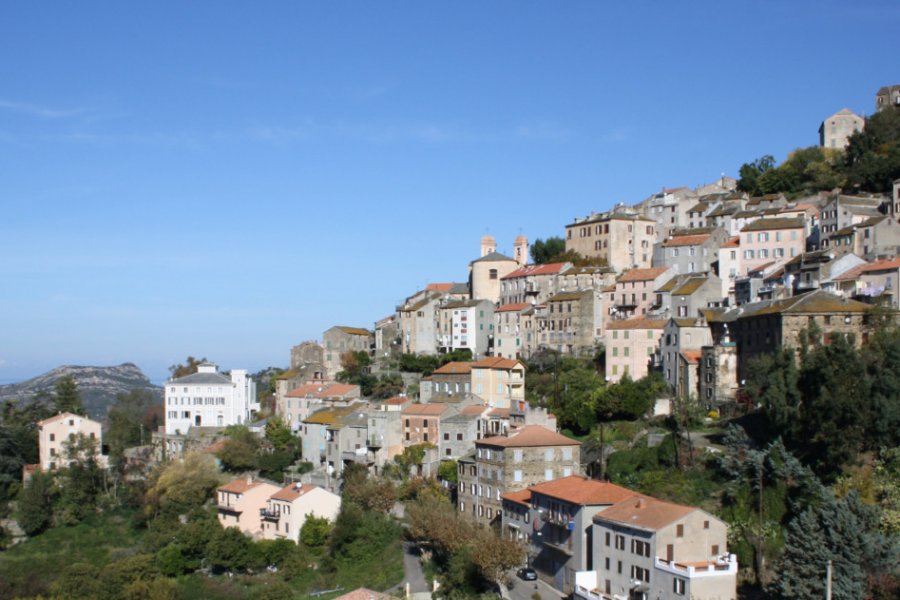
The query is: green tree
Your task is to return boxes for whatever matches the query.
[168,356,207,379]
[217,425,262,472]
[56,433,104,524]
[206,526,256,573]
[264,417,293,451]
[17,470,55,535]
[530,237,566,264]
[300,514,332,547]
[738,154,775,195]
[144,451,223,518]
[438,459,458,484]
[53,376,83,415]
[774,491,898,599]
[50,563,102,599]
[107,389,159,469]
[844,105,900,193]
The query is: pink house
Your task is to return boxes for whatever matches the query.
[739,217,805,276]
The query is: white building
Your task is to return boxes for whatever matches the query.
[164,363,258,435]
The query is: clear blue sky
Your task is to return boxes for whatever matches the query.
[1,1,897,384]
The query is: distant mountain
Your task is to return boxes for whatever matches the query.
[0,363,162,421]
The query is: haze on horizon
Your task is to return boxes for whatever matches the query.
[2,1,898,384]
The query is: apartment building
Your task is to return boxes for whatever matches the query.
[494,303,530,359]
[739,218,806,275]
[500,262,572,305]
[217,477,281,539]
[565,210,656,272]
[261,483,341,543]
[610,267,674,321]
[164,363,258,436]
[37,412,105,471]
[470,356,526,409]
[436,299,495,357]
[323,326,373,380]
[604,319,666,383]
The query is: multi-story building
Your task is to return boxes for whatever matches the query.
[717,237,741,300]
[660,318,712,398]
[164,363,258,435]
[819,194,883,243]
[37,412,105,471]
[574,496,736,600]
[398,290,442,355]
[470,236,523,303]
[278,381,359,432]
[494,303,530,359]
[261,483,341,543]
[374,313,401,360]
[470,356,526,408]
[783,250,866,296]
[833,257,900,308]
[739,218,806,275]
[819,108,864,150]
[610,267,674,321]
[425,361,473,402]
[301,404,364,474]
[323,326,373,380]
[503,476,640,594]
[457,425,581,526]
[500,262,572,306]
[652,228,730,275]
[436,299,495,357]
[540,290,602,357]
[604,319,666,383]
[440,409,481,460]
[216,477,281,539]
[565,210,656,272]
[698,333,740,414]
[638,187,698,242]
[402,403,451,445]
[829,216,900,260]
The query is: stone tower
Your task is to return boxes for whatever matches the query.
[480,235,497,257]
[513,235,528,266]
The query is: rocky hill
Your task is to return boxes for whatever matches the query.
[0,363,162,421]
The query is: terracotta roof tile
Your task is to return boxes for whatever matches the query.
[477,425,579,448]
[606,318,667,330]
[426,283,454,292]
[501,263,570,279]
[721,236,740,248]
[740,217,805,232]
[528,476,639,506]
[219,478,264,494]
[681,350,702,363]
[433,361,473,375]
[472,357,525,370]
[270,482,320,502]
[662,234,710,247]
[594,496,696,531]
[335,326,372,336]
[402,403,450,416]
[286,383,328,398]
[496,303,530,313]
[314,383,359,398]
[501,489,532,506]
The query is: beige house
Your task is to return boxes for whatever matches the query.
[565,211,656,272]
[217,477,281,539]
[261,483,341,543]
[604,319,666,383]
[575,496,736,600]
[457,425,581,526]
[470,356,526,408]
[819,108,864,150]
[323,326,373,379]
[611,267,674,321]
[494,303,530,359]
[402,403,450,445]
[37,412,105,471]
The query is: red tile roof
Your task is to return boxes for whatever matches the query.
[477,425,579,448]
[721,236,740,248]
[617,267,670,283]
[501,263,570,279]
[426,283,454,292]
[488,408,510,418]
[593,496,697,531]
[270,482,320,502]
[496,303,530,313]
[219,478,264,494]
[528,476,639,506]
[471,357,525,370]
[383,396,410,405]
[501,489,532,507]
[461,404,488,416]
[681,350,702,364]
[433,361,473,375]
[662,234,710,247]
[402,403,450,416]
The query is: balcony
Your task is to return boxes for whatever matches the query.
[342,449,373,465]
[654,554,738,577]
[259,508,279,522]
[217,503,241,515]
[367,434,384,449]
[541,538,573,556]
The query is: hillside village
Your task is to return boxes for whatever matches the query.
[3,91,900,600]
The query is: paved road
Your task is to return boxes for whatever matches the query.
[506,572,567,600]
[401,542,431,596]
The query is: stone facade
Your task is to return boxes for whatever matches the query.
[457,425,581,527]
[819,108,864,150]
[565,210,656,272]
[539,290,602,357]
[322,326,373,380]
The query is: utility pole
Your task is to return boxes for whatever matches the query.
[825,560,832,600]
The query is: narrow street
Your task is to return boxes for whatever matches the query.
[506,572,567,600]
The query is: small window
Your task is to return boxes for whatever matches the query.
[676,524,684,537]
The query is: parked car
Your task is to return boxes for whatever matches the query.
[517,567,537,581]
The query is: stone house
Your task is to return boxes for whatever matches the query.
[574,496,736,600]
[217,477,281,539]
[427,361,472,402]
[610,267,675,322]
[456,425,581,527]
[698,335,739,414]
[539,290,602,357]
[323,326,373,380]
[875,84,900,111]
[829,216,900,260]
[494,303,530,359]
[651,228,730,276]
[280,382,360,432]
[604,319,666,383]
[819,194,884,243]
[660,318,712,397]
[301,404,364,474]
[500,262,573,306]
[402,403,451,446]
[819,108,864,150]
[439,410,480,460]
[833,257,900,308]
[717,236,741,300]
[374,313,401,361]
[261,483,341,543]
[783,250,866,297]
[398,290,442,355]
